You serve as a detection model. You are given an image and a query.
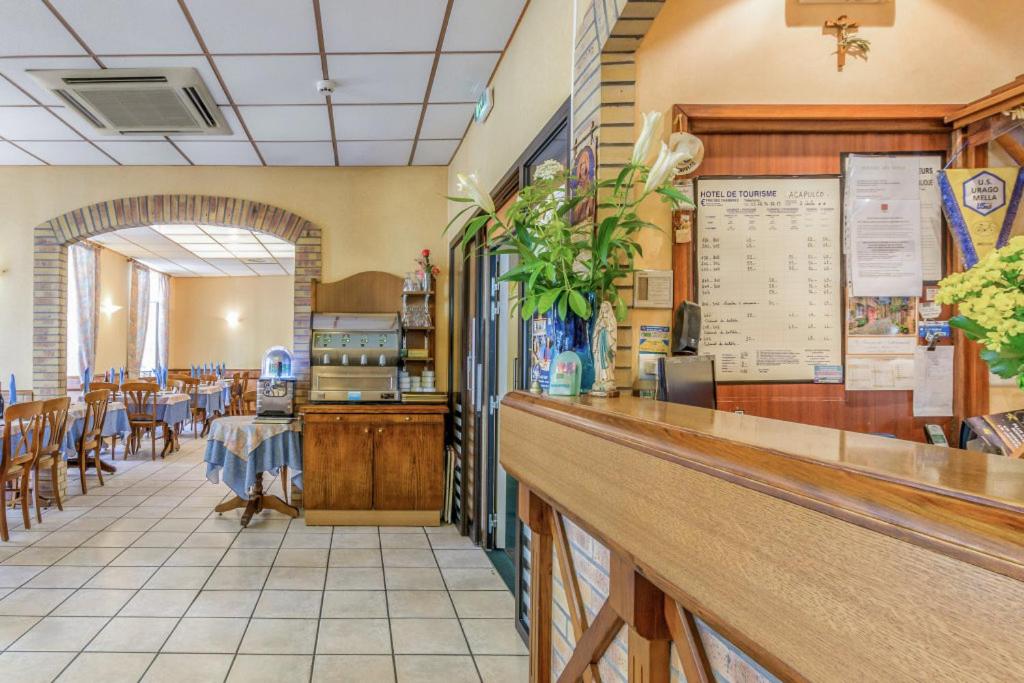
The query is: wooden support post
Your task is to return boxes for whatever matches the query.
[551,512,602,683]
[664,598,714,683]
[557,602,625,683]
[519,486,553,683]
[609,554,671,683]
[628,628,670,683]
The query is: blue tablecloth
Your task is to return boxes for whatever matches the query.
[156,396,190,427]
[194,387,225,415]
[63,403,130,456]
[204,416,303,500]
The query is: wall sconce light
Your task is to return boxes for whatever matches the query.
[225,311,242,328]
[100,299,122,317]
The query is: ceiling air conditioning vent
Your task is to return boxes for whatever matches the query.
[28,67,231,136]
[242,258,277,265]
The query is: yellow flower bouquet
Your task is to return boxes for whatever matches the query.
[937,236,1024,387]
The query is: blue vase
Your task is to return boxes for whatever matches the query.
[535,297,595,394]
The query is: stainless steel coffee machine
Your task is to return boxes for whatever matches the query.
[310,313,401,402]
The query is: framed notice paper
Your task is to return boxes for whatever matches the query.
[695,176,843,383]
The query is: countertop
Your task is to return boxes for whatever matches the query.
[300,402,447,415]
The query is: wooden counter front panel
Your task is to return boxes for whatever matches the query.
[303,414,373,510]
[372,416,445,511]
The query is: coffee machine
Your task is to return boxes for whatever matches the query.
[310,313,402,402]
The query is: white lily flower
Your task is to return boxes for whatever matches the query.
[631,111,663,165]
[457,172,495,214]
[668,132,704,175]
[643,142,691,195]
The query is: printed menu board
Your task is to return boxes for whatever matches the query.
[696,177,843,382]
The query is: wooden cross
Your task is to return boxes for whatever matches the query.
[824,14,868,72]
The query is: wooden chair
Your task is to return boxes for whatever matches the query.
[178,377,207,438]
[76,390,109,493]
[34,397,70,522]
[230,373,250,416]
[242,389,257,415]
[200,374,219,384]
[2,401,44,540]
[88,382,121,458]
[122,382,168,460]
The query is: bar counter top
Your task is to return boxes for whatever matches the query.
[300,402,447,415]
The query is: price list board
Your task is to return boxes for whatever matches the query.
[695,176,842,383]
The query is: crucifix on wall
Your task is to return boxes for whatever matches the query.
[823,15,871,72]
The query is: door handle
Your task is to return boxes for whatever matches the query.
[377,428,384,434]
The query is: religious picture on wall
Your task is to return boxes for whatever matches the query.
[846,296,917,337]
[570,129,597,226]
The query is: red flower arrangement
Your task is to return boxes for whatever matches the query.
[415,248,441,279]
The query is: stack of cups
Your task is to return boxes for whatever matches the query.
[422,370,436,392]
[398,370,411,393]
[410,376,422,392]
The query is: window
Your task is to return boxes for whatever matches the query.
[140,275,166,374]
[67,253,81,380]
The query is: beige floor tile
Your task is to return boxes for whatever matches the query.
[450,591,515,619]
[325,567,385,590]
[0,547,22,562]
[10,616,108,652]
[164,547,225,566]
[51,589,135,617]
[58,518,113,532]
[462,619,528,655]
[394,654,480,683]
[181,532,236,548]
[475,655,529,683]
[231,532,284,549]
[312,654,395,682]
[331,532,381,549]
[387,590,456,619]
[32,530,96,547]
[132,531,189,548]
[380,534,430,549]
[219,549,276,566]
[205,565,271,590]
[87,616,179,652]
[0,651,77,683]
[254,590,322,618]
[0,616,40,649]
[275,548,329,567]
[24,565,100,589]
[239,617,318,654]
[289,520,333,533]
[3,546,74,565]
[55,547,124,567]
[321,590,387,618]
[197,517,248,533]
[105,518,158,533]
[382,549,437,568]
[186,590,260,617]
[316,618,391,654]
[428,534,477,550]
[385,567,445,591]
[282,532,332,549]
[2,530,52,546]
[151,518,202,533]
[108,547,174,567]
[56,652,156,683]
[120,589,199,617]
[328,548,382,567]
[442,568,507,591]
[228,654,313,683]
[0,565,46,588]
[145,565,214,589]
[142,653,234,682]
[265,566,327,590]
[84,565,157,589]
[0,588,75,615]
[434,549,493,568]
[163,617,249,653]
[82,531,143,548]
[380,526,427,534]
[391,618,469,655]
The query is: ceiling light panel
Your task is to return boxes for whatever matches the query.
[169,235,217,244]
[326,54,433,104]
[201,226,251,236]
[321,0,447,52]
[49,0,201,55]
[214,234,259,245]
[154,225,204,235]
[443,0,527,52]
[185,0,319,54]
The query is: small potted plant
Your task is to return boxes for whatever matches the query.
[416,248,440,292]
[447,111,702,393]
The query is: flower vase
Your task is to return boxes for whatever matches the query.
[534,299,595,394]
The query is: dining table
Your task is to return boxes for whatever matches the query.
[63,400,130,473]
[204,415,302,526]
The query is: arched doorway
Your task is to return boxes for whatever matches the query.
[33,195,321,399]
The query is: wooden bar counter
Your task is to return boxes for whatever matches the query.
[500,391,1024,682]
[300,403,447,526]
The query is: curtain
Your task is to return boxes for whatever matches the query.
[70,243,99,382]
[152,271,169,370]
[127,261,151,377]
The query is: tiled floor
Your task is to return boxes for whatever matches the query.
[0,433,527,682]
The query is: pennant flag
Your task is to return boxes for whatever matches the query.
[83,367,91,395]
[8,374,16,406]
[939,167,1024,267]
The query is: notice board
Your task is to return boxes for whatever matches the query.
[696,176,843,382]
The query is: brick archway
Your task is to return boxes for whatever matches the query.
[33,194,321,399]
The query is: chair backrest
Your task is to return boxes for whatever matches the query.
[200,374,218,384]
[2,400,45,472]
[40,397,71,454]
[242,389,257,414]
[140,377,158,384]
[89,382,120,401]
[81,390,111,439]
[170,379,186,394]
[121,382,157,421]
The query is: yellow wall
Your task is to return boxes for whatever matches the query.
[94,246,130,373]
[169,275,293,370]
[0,165,450,390]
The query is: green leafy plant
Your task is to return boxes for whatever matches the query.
[446,111,702,322]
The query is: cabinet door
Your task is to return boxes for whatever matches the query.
[373,416,444,511]
[303,415,374,510]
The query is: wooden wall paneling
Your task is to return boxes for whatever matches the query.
[671,105,956,441]
[313,271,404,314]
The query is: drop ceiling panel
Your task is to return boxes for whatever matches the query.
[0,2,88,56]
[0,78,34,106]
[419,103,474,140]
[95,141,189,165]
[332,104,421,140]
[49,0,201,55]
[0,141,40,164]
[99,55,229,105]
[257,141,335,166]
[154,225,203,235]
[249,263,287,276]
[209,261,255,276]
[430,53,499,103]
[173,141,261,165]
[214,55,324,105]
[276,258,296,274]
[444,0,527,52]
[413,139,459,166]
[0,106,80,140]
[17,141,115,165]
[338,140,412,166]
[321,0,448,53]
[0,57,99,106]
[185,0,319,54]
[326,54,433,104]
[239,105,330,141]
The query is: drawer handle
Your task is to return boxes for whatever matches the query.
[362,428,369,434]
[377,427,384,434]
[404,416,411,421]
